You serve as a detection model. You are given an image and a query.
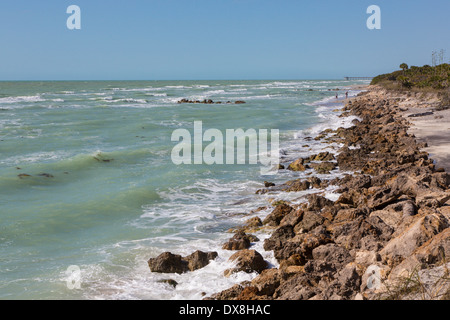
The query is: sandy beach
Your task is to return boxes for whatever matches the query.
[405,109,450,172]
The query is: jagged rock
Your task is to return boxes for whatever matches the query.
[309,161,337,174]
[263,203,294,227]
[312,244,352,267]
[380,212,449,265]
[251,269,282,296]
[148,250,217,274]
[224,250,268,276]
[222,231,252,250]
[148,252,188,274]
[280,179,311,192]
[287,158,307,171]
[185,251,218,271]
[310,152,336,162]
[294,211,324,233]
[306,194,334,212]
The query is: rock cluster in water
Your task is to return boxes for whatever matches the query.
[177,99,246,104]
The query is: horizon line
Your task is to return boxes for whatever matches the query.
[0,78,371,82]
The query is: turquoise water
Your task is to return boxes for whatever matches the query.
[0,80,367,299]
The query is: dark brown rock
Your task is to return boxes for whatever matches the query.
[148,250,217,274]
[222,231,252,250]
[224,250,268,276]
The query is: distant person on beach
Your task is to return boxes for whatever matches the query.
[345,91,348,99]
[336,93,338,99]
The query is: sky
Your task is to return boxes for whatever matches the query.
[0,0,449,80]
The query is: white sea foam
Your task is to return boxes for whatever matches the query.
[0,95,45,104]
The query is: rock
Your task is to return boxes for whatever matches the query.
[306,194,334,212]
[380,213,449,265]
[224,250,268,276]
[264,225,295,252]
[251,269,281,296]
[242,216,263,232]
[354,250,381,267]
[309,161,337,174]
[148,252,188,274]
[38,173,54,178]
[294,211,324,233]
[235,100,246,104]
[158,279,178,288]
[367,187,401,210]
[185,250,218,271]
[264,181,275,188]
[416,191,450,208]
[413,228,450,265]
[263,203,294,227]
[312,244,352,267]
[207,284,246,300]
[336,263,361,292]
[148,250,217,274]
[280,179,311,192]
[222,231,252,250]
[311,152,336,162]
[337,174,372,192]
[287,159,307,171]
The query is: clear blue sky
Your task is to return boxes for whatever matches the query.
[0,0,448,80]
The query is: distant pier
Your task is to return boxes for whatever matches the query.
[344,77,374,81]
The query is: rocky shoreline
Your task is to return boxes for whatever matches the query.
[149,85,450,300]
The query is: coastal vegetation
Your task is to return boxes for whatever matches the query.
[371,63,450,91]
[371,63,450,110]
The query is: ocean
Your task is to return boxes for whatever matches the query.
[0,80,368,299]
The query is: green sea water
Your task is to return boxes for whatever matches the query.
[0,80,368,299]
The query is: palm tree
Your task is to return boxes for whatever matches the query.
[400,63,409,72]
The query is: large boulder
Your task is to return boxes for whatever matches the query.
[148,250,218,274]
[222,231,252,250]
[224,249,268,276]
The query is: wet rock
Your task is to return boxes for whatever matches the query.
[158,279,178,288]
[148,252,188,274]
[224,250,268,276]
[185,250,218,271]
[222,231,252,250]
[279,179,311,192]
[309,161,337,174]
[148,250,217,274]
[264,181,275,188]
[310,152,336,162]
[264,225,295,252]
[262,203,295,227]
[38,173,54,178]
[287,158,307,171]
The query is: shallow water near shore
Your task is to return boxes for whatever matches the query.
[0,80,368,299]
